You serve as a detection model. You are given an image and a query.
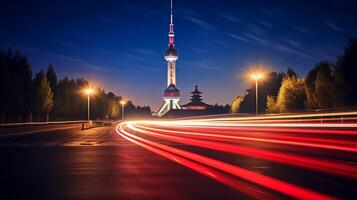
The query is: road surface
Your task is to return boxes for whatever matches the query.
[0,117,356,199]
[0,123,240,200]
[118,117,357,200]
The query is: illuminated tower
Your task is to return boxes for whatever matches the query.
[158,0,181,116]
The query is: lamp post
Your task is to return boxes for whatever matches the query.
[84,88,94,121]
[251,73,263,115]
[120,100,126,120]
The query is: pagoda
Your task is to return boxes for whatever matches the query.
[181,85,210,110]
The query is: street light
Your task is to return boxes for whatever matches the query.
[84,88,94,121]
[251,72,264,115]
[120,100,126,120]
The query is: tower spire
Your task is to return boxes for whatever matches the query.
[168,0,175,46]
[170,0,173,24]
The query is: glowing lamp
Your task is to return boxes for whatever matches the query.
[84,88,94,95]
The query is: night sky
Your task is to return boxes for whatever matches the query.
[1,0,356,110]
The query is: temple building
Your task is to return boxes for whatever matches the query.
[182,85,210,110]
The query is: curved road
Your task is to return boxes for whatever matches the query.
[117,117,357,199]
[0,116,356,199]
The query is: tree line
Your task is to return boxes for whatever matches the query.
[231,39,357,113]
[0,49,151,123]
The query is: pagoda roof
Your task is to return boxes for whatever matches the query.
[182,85,211,109]
[191,85,202,94]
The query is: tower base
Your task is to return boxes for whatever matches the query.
[158,98,181,117]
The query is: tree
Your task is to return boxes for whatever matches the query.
[314,62,341,108]
[304,67,319,109]
[46,64,57,95]
[286,68,297,78]
[53,77,70,118]
[0,51,11,113]
[46,64,58,118]
[106,92,119,119]
[304,61,343,109]
[231,96,243,113]
[266,95,279,113]
[0,49,32,122]
[276,76,306,113]
[0,48,149,122]
[124,101,152,119]
[207,104,230,114]
[335,39,357,107]
[15,51,33,114]
[239,72,284,113]
[31,71,54,116]
[266,68,305,113]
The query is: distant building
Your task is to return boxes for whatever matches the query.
[164,85,231,118]
[181,85,211,110]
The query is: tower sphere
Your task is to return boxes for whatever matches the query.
[163,83,180,98]
[164,45,179,61]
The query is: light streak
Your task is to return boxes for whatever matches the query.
[129,122,357,179]
[117,125,278,199]
[175,111,357,122]
[135,124,357,152]
[150,124,357,146]
[140,120,357,129]
[116,112,357,199]
[117,123,336,200]
[150,123,357,135]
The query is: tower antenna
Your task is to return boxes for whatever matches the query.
[170,0,173,24]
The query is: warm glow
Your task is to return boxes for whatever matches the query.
[84,88,94,95]
[251,72,264,81]
[244,65,269,82]
[120,100,126,105]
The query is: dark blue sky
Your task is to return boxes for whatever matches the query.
[1,0,356,110]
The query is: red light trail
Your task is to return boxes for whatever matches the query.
[116,115,357,199]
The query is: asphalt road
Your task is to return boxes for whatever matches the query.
[118,119,357,200]
[1,118,356,200]
[0,124,241,200]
